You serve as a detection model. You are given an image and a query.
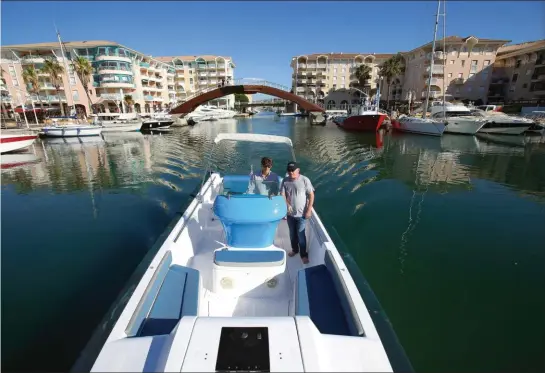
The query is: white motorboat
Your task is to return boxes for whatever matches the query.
[41,124,102,137]
[93,113,142,132]
[277,110,297,117]
[89,133,410,373]
[0,133,38,153]
[395,116,447,136]
[142,111,174,131]
[469,110,534,135]
[187,105,237,123]
[430,102,487,135]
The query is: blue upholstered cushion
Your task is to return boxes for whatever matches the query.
[137,264,200,337]
[214,250,285,267]
[296,265,351,336]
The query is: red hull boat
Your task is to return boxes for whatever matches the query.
[338,113,388,132]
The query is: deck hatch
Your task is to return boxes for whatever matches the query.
[215,327,270,372]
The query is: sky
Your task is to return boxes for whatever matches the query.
[2,1,544,89]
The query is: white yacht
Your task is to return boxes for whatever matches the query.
[89,133,411,373]
[142,111,175,131]
[93,113,142,132]
[469,109,534,135]
[187,105,237,123]
[430,102,487,135]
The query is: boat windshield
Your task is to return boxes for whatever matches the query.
[206,134,295,197]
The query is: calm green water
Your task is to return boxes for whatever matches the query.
[2,114,545,372]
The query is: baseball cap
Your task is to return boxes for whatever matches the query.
[286,161,298,171]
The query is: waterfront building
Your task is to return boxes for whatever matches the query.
[290,53,393,106]
[487,39,545,103]
[155,55,236,109]
[0,41,236,118]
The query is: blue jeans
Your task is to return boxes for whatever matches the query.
[286,216,308,258]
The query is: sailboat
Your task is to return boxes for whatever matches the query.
[393,0,447,137]
[41,27,102,138]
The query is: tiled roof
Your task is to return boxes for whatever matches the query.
[2,40,119,50]
[496,39,545,59]
[404,35,511,54]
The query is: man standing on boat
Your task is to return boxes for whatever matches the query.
[247,157,279,196]
[281,161,314,264]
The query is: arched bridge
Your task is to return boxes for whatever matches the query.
[169,78,325,115]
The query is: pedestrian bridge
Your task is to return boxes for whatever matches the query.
[169,78,325,115]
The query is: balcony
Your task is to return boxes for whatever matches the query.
[307,64,317,69]
[100,81,135,88]
[426,51,445,60]
[298,64,307,69]
[424,66,444,75]
[21,55,47,64]
[298,79,307,84]
[209,72,217,77]
[1,94,13,102]
[139,62,150,68]
[217,64,226,69]
[96,54,131,63]
[98,93,122,100]
[39,83,58,90]
[46,94,67,102]
[198,72,208,77]
[425,78,441,85]
[209,80,218,85]
[531,74,545,82]
[98,68,133,75]
[296,87,305,92]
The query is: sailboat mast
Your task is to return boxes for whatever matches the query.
[442,0,447,119]
[55,26,76,115]
[422,0,442,118]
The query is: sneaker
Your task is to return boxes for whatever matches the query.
[288,251,297,257]
[301,257,309,264]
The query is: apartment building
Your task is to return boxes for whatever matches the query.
[396,36,511,104]
[0,40,236,117]
[290,53,392,106]
[155,55,236,108]
[487,40,545,103]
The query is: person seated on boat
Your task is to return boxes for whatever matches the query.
[247,157,280,196]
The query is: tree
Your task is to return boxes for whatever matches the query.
[124,95,134,112]
[234,93,249,103]
[22,66,45,116]
[41,59,65,116]
[72,56,94,116]
[379,53,405,110]
[353,64,372,93]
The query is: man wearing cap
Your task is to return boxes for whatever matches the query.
[281,161,314,264]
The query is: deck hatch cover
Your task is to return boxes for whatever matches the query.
[215,327,270,372]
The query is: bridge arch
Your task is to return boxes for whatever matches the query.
[169,78,325,115]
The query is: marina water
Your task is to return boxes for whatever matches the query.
[2,113,545,372]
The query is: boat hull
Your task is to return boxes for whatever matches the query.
[444,117,487,135]
[1,153,39,168]
[338,114,387,132]
[0,135,37,153]
[41,126,102,137]
[393,118,446,136]
[478,122,531,135]
[100,123,142,132]
[141,120,174,131]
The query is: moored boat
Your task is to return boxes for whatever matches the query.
[430,102,487,135]
[41,124,102,137]
[337,105,388,132]
[0,133,38,153]
[88,133,411,373]
[393,116,447,136]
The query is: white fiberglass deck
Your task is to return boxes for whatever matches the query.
[188,205,322,318]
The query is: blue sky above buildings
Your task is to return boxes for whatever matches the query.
[2,1,544,88]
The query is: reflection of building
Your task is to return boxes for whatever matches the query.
[1,41,236,116]
[290,53,392,105]
[155,55,236,108]
[487,40,545,103]
[395,36,510,104]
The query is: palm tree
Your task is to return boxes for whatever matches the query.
[72,56,94,115]
[353,64,372,94]
[124,95,134,113]
[22,66,46,116]
[41,59,65,116]
[378,53,405,110]
[1,67,8,118]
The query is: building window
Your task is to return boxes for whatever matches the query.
[333,68,337,74]
[484,60,490,66]
[333,76,337,81]
[341,68,345,73]
[341,84,345,89]
[458,73,463,78]
[512,73,518,82]
[72,90,79,101]
[341,76,345,81]
[461,60,466,67]
[8,66,16,78]
[449,60,454,64]
[448,73,452,78]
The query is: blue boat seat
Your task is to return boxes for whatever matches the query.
[296,259,363,337]
[213,193,287,248]
[134,262,200,337]
[214,249,285,267]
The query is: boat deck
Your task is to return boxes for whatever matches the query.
[187,202,317,318]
